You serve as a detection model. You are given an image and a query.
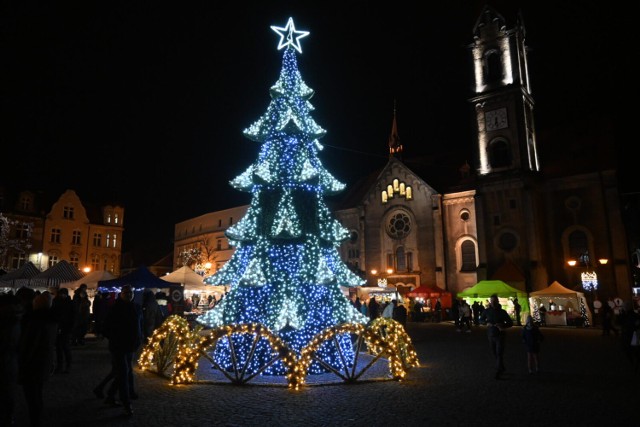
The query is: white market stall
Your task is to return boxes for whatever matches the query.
[161,266,226,309]
[529,281,592,327]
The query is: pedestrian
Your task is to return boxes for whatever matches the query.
[522,315,543,374]
[368,297,380,320]
[601,303,618,336]
[71,286,90,345]
[513,297,522,326]
[51,287,74,373]
[392,300,407,327]
[451,299,460,330]
[434,298,442,323]
[142,290,163,342]
[103,285,141,416]
[538,304,547,326]
[617,301,640,371]
[459,300,471,332]
[18,291,58,427]
[0,293,23,427]
[480,294,513,379]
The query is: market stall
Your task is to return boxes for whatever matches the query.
[529,281,592,327]
[457,280,530,324]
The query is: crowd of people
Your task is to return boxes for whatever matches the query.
[0,284,173,425]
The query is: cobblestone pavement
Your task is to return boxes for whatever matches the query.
[12,322,637,426]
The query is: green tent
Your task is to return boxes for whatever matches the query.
[457,280,529,324]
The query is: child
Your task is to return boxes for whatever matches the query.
[522,315,543,374]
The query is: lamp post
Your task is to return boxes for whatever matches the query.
[567,252,608,327]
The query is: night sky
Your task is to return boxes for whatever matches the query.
[1,2,632,264]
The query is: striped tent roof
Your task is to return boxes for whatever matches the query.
[0,261,41,289]
[29,260,85,289]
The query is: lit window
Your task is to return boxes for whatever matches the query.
[405,186,412,200]
[49,255,59,267]
[114,213,119,224]
[106,233,111,248]
[393,179,399,192]
[381,191,388,204]
[113,234,117,248]
[387,185,394,197]
[107,214,111,224]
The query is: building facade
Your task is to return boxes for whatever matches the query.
[171,6,632,301]
[0,188,124,276]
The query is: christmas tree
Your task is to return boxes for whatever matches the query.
[198,18,368,375]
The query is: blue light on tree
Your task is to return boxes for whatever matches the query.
[198,18,367,375]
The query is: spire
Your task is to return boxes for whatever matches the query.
[388,100,403,159]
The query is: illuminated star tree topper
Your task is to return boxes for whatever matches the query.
[271,17,309,53]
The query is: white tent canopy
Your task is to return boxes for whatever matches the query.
[529,281,592,326]
[62,270,116,291]
[161,266,225,293]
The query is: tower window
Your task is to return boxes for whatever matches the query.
[461,240,477,271]
[489,139,511,168]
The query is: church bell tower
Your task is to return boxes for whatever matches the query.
[469,5,539,176]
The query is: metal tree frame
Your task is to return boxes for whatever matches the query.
[138,316,419,390]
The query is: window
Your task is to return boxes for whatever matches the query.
[218,219,222,227]
[386,254,394,269]
[498,232,518,252]
[70,254,79,268]
[63,206,75,219]
[396,247,406,272]
[113,234,117,248]
[48,255,59,267]
[15,223,30,239]
[229,217,233,225]
[489,139,511,168]
[11,253,26,269]
[93,233,102,247]
[386,210,412,240]
[91,254,100,271]
[406,252,413,271]
[460,209,470,222]
[72,230,81,245]
[484,49,502,84]
[107,214,111,224]
[461,240,477,271]
[405,186,412,200]
[569,230,589,262]
[106,233,111,248]
[103,257,108,271]
[20,195,32,211]
[51,228,61,244]
[114,213,119,224]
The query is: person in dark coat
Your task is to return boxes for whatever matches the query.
[18,291,58,427]
[0,293,23,427]
[368,297,380,320]
[103,285,141,416]
[392,300,407,327]
[480,294,513,379]
[142,290,163,341]
[51,287,75,373]
[92,291,109,339]
[522,315,543,374]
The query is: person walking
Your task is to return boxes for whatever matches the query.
[51,288,75,373]
[513,298,522,326]
[103,285,141,416]
[368,297,380,320]
[18,291,58,427]
[522,315,543,374]
[392,300,407,327]
[0,293,23,427]
[480,294,513,379]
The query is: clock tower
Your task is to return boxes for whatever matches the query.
[468,6,547,291]
[469,5,539,176]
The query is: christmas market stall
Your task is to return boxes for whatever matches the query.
[457,280,529,324]
[529,281,592,327]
